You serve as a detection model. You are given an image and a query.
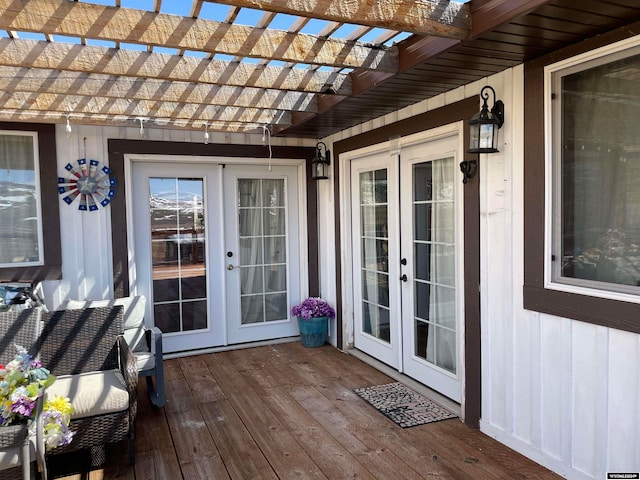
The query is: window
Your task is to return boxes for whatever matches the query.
[524,29,640,334]
[0,123,60,283]
[548,42,640,296]
[0,131,43,267]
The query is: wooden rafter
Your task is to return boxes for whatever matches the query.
[206,0,470,39]
[0,67,318,112]
[0,39,352,95]
[0,0,398,72]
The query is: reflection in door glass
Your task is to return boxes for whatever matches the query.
[413,159,456,373]
[360,169,390,343]
[148,177,207,334]
[237,178,288,324]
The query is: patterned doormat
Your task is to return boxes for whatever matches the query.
[354,382,457,428]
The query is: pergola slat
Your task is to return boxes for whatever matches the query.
[0,38,352,95]
[0,67,317,112]
[0,92,291,126]
[206,0,470,39]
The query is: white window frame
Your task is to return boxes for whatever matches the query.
[544,35,640,303]
[0,130,44,268]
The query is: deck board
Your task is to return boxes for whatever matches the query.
[48,343,561,480]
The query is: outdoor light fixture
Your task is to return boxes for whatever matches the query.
[65,114,72,137]
[203,122,210,144]
[468,85,504,154]
[312,142,331,180]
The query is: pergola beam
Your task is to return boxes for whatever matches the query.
[0,0,398,71]
[208,0,470,39]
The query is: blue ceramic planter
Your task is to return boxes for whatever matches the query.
[297,316,328,347]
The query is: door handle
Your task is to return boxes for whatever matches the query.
[227,264,239,270]
[400,274,408,282]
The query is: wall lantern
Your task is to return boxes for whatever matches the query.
[468,85,504,154]
[312,142,331,180]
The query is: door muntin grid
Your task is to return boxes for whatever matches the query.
[359,169,391,343]
[412,159,457,374]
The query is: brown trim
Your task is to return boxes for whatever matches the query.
[470,0,553,38]
[107,139,318,298]
[0,123,61,283]
[523,22,640,334]
[332,96,482,428]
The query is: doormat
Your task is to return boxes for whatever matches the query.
[354,382,457,428]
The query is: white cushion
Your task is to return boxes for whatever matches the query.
[46,371,129,419]
[62,296,149,353]
[135,352,155,372]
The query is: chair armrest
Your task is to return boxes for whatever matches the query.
[117,336,138,425]
[144,326,163,356]
[33,389,46,475]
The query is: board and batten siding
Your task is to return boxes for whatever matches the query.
[477,67,640,480]
[321,66,640,479]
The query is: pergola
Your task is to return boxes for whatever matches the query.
[0,0,637,138]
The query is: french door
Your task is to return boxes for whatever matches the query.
[131,161,303,353]
[223,165,301,345]
[351,132,464,402]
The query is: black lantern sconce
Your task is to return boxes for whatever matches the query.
[312,141,331,180]
[468,85,504,154]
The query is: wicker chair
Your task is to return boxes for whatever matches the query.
[0,309,47,480]
[62,296,164,407]
[35,305,138,465]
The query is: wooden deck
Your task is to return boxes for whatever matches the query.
[50,342,560,479]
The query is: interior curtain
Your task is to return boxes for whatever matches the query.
[428,157,456,373]
[0,134,38,265]
[561,57,640,287]
[239,179,265,323]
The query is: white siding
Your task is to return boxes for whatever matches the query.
[476,67,640,479]
[321,66,640,479]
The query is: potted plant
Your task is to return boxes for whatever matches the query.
[291,297,335,348]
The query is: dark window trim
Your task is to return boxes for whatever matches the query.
[524,22,640,334]
[0,123,61,283]
[107,139,318,299]
[332,96,481,428]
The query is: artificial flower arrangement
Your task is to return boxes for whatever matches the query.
[291,297,336,319]
[0,345,74,451]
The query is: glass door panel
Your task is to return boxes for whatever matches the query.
[148,177,208,334]
[237,178,288,325]
[412,160,457,374]
[359,169,391,343]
